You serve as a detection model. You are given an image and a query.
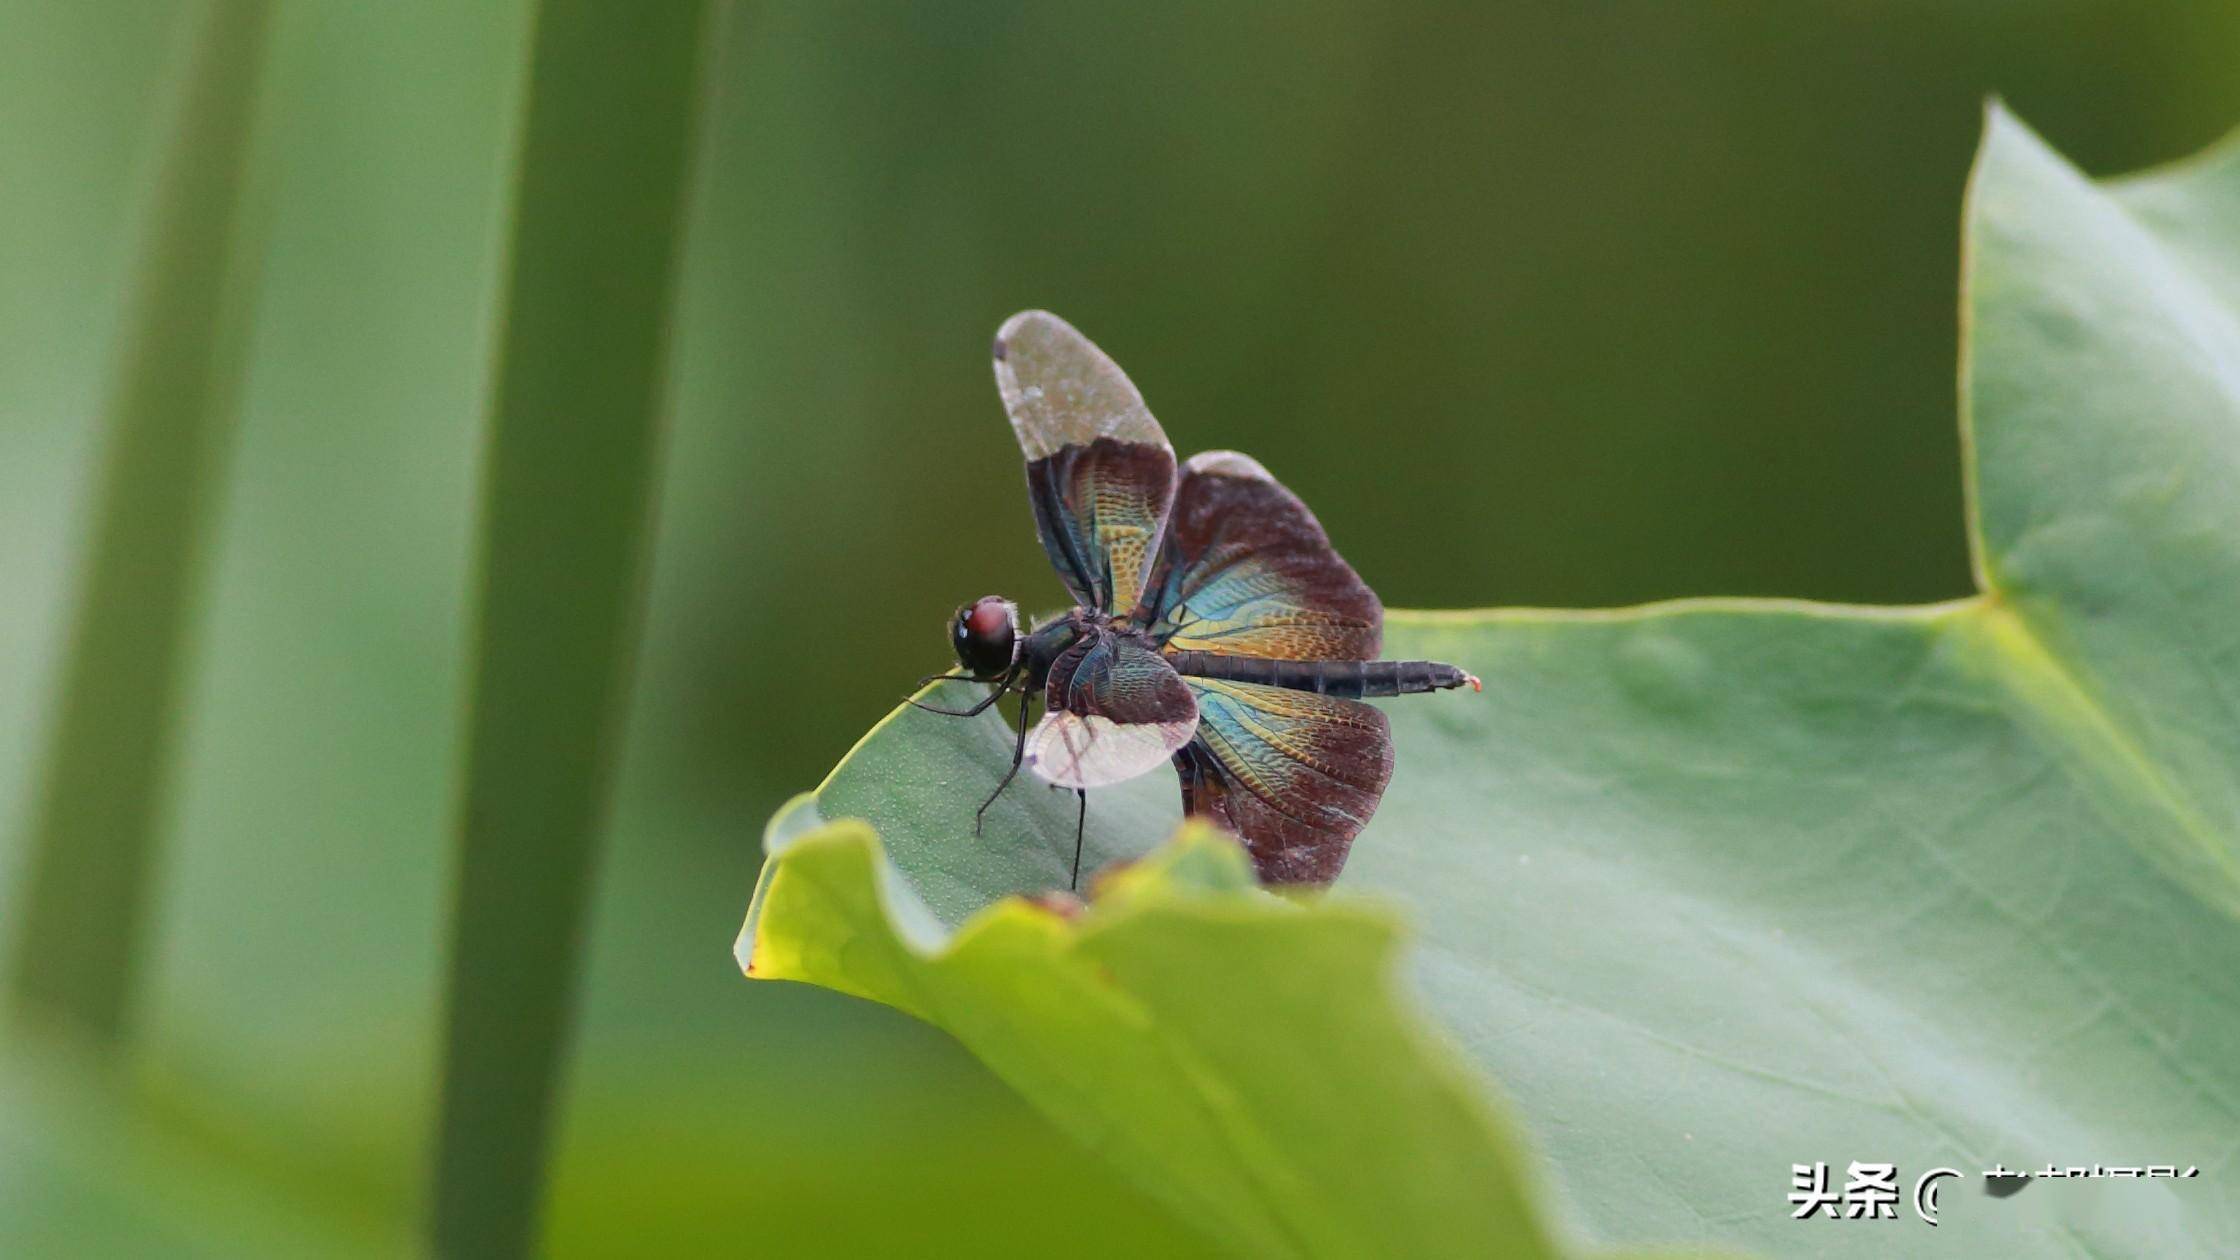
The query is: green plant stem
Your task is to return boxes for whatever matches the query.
[5,0,275,1044]
[426,3,715,1256]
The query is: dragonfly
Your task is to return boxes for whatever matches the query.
[919,310,1480,890]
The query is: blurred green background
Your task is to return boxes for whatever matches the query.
[4,1,2239,1254]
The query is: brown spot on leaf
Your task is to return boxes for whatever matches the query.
[1027,890,1085,919]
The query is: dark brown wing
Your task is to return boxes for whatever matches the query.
[1130,450,1380,660]
[1173,676,1394,885]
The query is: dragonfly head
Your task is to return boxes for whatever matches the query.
[951,596,1020,680]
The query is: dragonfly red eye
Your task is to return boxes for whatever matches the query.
[965,597,1011,639]
[951,596,1018,679]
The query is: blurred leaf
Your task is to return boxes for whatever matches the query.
[428,2,712,1256]
[6,0,273,1041]
[741,108,2240,1257]
[546,1053,1231,1260]
[0,1035,385,1257]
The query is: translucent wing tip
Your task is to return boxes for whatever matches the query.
[1182,449,1273,482]
[992,311,1094,398]
[991,310,1165,460]
[992,309,1069,360]
[1025,711,1198,789]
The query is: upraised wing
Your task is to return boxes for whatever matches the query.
[1175,676,1393,885]
[994,311,1178,614]
[1026,633,1198,789]
[1131,451,1380,661]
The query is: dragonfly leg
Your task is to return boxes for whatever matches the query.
[907,665,1015,717]
[975,689,1036,837]
[1070,789,1087,890]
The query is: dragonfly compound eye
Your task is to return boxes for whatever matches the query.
[951,596,1018,678]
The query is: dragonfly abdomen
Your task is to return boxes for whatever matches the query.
[1167,651,1480,698]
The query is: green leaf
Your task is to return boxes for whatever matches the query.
[745,810,1576,1258]
[741,107,2240,1257]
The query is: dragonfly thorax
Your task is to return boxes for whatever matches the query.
[1018,609,1097,693]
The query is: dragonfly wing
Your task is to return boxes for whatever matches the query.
[1175,676,1393,885]
[1026,634,1198,789]
[1134,450,1380,660]
[995,311,1177,614]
